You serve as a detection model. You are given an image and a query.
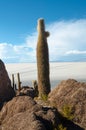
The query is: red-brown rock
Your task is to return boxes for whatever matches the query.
[0,96,59,130]
[49,79,86,129]
[0,60,15,107]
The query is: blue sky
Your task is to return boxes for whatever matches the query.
[0,0,86,63]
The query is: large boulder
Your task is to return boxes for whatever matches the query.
[0,96,60,130]
[0,60,15,108]
[49,79,86,129]
[0,95,84,130]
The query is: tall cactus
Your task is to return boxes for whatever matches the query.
[37,18,51,97]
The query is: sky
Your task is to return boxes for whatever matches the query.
[0,0,86,63]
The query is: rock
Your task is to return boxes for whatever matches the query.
[0,96,60,130]
[0,60,15,108]
[0,95,84,130]
[16,86,35,98]
[49,79,86,129]
[1,110,46,130]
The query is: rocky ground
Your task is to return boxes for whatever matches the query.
[0,95,84,130]
[0,59,85,130]
[49,79,86,129]
[0,79,85,130]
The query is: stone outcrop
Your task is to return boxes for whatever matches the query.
[0,95,84,130]
[49,79,86,129]
[0,63,85,130]
[0,60,15,108]
[0,96,60,130]
[16,86,35,98]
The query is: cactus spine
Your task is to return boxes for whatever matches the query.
[37,19,51,97]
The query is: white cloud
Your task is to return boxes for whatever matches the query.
[66,50,86,55]
[0,43,35,63]
[0,43,14,58]
[0,19,86,63]
[47,19,86,61]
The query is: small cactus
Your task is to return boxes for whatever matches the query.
[12,74,15,89]
[17,73,21,91]
[32,80,38,97]
[37,18,51,97]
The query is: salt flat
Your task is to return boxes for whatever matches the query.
[6,62,86,89]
